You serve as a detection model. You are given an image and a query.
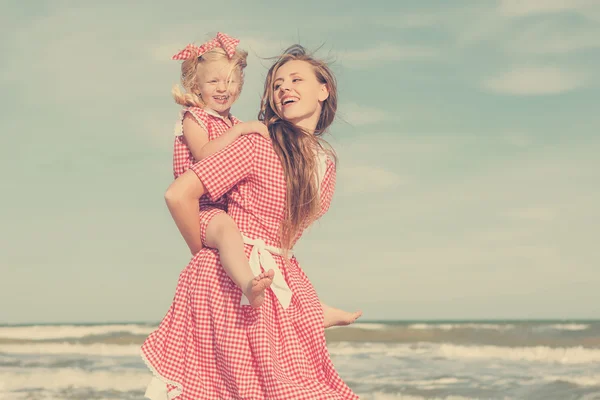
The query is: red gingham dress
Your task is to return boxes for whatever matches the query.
[141,134,358,399]
[173,106,242,242]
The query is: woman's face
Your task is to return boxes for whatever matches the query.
[272,60,329,132]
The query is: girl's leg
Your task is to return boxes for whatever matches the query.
[203,211,362,324]
[204,212,273,308]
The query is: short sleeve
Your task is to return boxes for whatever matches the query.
[174,107,209,137]
[317,157,336,219]
[190,136,254,201]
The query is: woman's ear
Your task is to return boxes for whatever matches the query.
[318,84,329,102]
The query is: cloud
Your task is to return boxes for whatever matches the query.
[241,37,290,59]
[1,7,167,111]
[503,207,558,222]
[337,165,404,195]
[503,20,600,55]
[340,43,436,67]
[498,0,598,17]
[373,13,445,29]
[301,134,600,318]
[452,2,600,57]
[482,66,585,95]
[504,134,534,148]
[338,103,396,126]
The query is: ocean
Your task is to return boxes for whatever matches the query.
[1,320,599,400]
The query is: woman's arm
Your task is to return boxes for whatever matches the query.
[168,136,255,255]
[165,169,207,255]
[183,113,268,162]
[195,121,268,160]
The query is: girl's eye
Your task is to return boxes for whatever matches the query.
[274,84,281,90]
[293,78,301,83]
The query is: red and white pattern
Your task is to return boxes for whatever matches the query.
[172,106,241,242]
[141,135,357,399]
[171,32,240,60]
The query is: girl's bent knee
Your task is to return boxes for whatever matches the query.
[206,214,239,245]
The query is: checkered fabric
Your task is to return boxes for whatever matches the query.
[172,32,240,60]
[141,135,357,399]
[173,107,241,243]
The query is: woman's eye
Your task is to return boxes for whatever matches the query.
[274,84,281,90]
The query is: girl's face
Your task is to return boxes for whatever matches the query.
[272,60,329,132]
[198,59,241,117]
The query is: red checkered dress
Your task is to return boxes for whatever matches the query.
[172,106,242,241]
[141,134,358,399]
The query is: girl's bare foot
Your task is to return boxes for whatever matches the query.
[245,269,274,308]
[323,306,363,329]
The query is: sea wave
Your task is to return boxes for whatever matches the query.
[0,368,149,391]
[408,323,515,331]
[329,323,389,331]
[0,343,142,357]
[543,374,600,387]
[329,342,600,364]
[538,324,590,332]
[357,394,477,400]
[4,341,600,365]
[0,324,155,340]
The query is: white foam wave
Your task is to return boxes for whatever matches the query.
[408,323,515,331]
[0,368,150,391]
[6,341,599,365]
[544,374,600,387]
[0,324,155,340]
[437,343,600,364]
[0,343,141,357]
[545,324,589,331]
[352,375,464,389]
[358,393,476,400]
[329,342,600,364]
[348,323,389,330]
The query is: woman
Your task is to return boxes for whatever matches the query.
[141,45,358,400]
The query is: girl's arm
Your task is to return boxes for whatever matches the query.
[183,116,268,161]
[181,113,210,161]
[165,169,207,255]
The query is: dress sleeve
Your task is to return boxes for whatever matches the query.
[317,157,337,219]
[190,136,254,201]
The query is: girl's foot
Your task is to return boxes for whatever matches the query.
[245,269,274,308]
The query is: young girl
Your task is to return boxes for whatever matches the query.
[169,33,360,327]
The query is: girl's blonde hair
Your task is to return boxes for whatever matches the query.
[259,45,338,253]
[172,46,248,108]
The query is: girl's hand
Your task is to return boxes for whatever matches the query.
[239,121,270,140]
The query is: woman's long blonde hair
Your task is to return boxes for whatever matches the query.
[172,47,248,107]
[259,45,338,252]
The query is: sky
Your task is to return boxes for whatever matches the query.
[1,0,599,324]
